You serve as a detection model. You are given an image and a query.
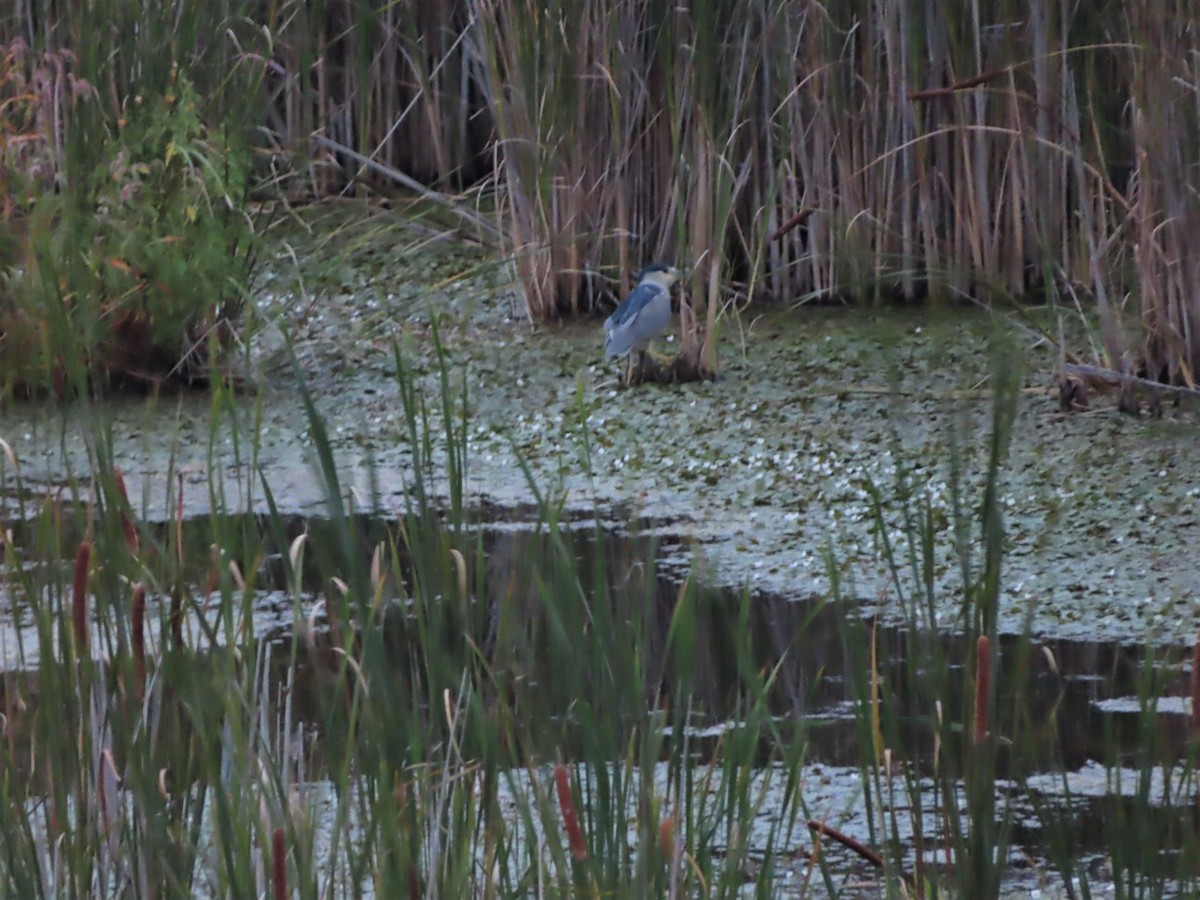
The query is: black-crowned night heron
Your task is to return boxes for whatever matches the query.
[603,264,682,379]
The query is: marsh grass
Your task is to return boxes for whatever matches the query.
[825,342,1028,897]
[0,330,814,896]
[823,338,1200,898]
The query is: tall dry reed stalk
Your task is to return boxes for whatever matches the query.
[1123,2,1200,391]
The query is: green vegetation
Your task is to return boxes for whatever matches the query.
[0,10,260,397]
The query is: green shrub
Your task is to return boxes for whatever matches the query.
[1,61,253,397]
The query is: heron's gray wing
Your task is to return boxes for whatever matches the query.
[604,327,635,358]
[604,282,661,331]
[632,291,671,340]
[603,289,671,358]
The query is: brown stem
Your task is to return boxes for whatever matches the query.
[769,208,814,242]
[807,819,884,869]
[908,67,1011,100]
[169,587,184,650]
[1191,632,1200,734]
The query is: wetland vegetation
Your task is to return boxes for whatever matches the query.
[2,1,1200,897]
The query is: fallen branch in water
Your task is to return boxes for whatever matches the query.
[1062,362,1200,399]
[311,133,501,244]
[770,208,815,242]
[908,67,1011,100]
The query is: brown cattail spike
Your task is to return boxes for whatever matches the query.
[554,763,588,862]
[71,541,91,657]
[973,635,991,746]
[131,583,147,700]
[113,468,139,554]
[272,826,287,900]
[660,815,675,860]
[1190,631,1200,734]
[169,588,184,650]
[807,820,885,869]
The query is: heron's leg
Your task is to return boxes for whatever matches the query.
[644,340,671,363]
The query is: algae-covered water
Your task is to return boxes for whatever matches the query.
[2,218,1196,645]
